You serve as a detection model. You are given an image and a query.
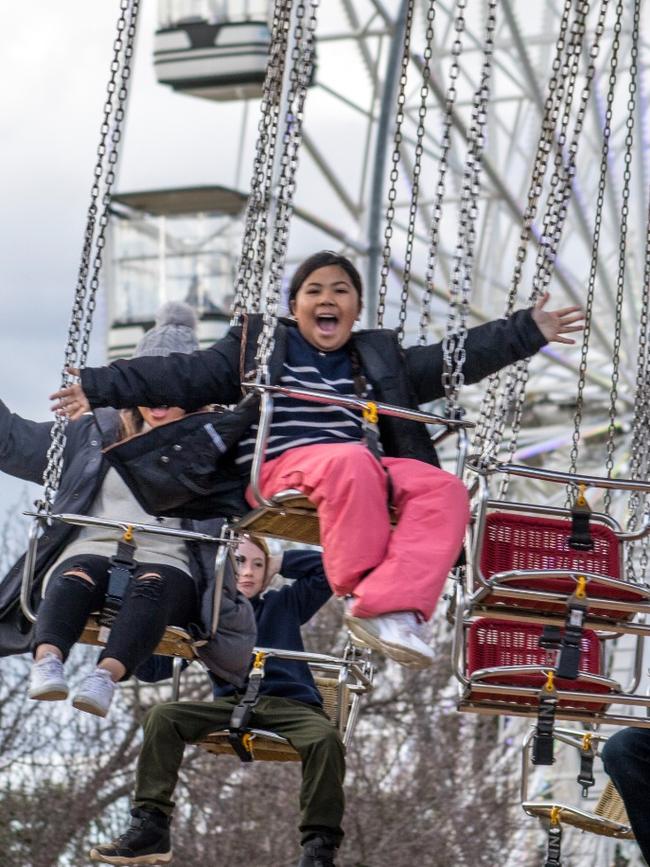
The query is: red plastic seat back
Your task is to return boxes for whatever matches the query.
[481,512,620,580]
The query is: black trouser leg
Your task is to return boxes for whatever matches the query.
[34,555,109,660]
[99,563,197,679]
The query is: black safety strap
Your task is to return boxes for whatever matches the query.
[557,587,587,680]
[568,489,594,551]
[98,536,137,635]
[544,823,562,867]
[538,626,562,651]
[577,735,596,798]
[227,652,266,763]
[532,677,558,766]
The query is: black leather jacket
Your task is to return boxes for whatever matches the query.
[82,310,547,467]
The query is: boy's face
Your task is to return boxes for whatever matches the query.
[291,264,361,352]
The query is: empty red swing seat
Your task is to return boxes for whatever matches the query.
[465,619,618,712]
[477,512,648,618]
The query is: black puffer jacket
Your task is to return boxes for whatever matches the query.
[0,401,256,686]
[81,311,547,467]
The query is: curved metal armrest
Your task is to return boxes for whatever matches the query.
[468,461,650,494]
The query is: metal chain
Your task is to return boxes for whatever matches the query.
[419,0,467,344]
[255,0,320,378]
[395,0,437,343]
[470,0,572,460]
[567,0,622,503]
[40,0,140,513]
[497,0,607,499]
[376,0,416,331]
[603,0,640,513]
[232,0,292,319]
[441,0,496,416]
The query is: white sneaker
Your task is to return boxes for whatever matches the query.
[345,611,435,670]
[72,668,116,717]
[29,652,68,701]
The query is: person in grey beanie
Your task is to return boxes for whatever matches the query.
[0,301,255,717]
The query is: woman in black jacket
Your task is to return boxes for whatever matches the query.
[53,251,583,672]
[0,303,255,717]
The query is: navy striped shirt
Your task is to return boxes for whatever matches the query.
[235,329,376,469]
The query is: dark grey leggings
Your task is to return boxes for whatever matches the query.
[34,554,197,679]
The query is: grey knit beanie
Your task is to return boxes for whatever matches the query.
[133,301,200,357]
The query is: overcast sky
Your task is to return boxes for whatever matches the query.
[0,2,254,517]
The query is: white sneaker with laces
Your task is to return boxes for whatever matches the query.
[72,668,116,717]
[29,652,68,701]
[345,610,435,670]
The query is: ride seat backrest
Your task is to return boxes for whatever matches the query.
[481,512,620,579]
[467,619,602,679]
[595,780,632,828]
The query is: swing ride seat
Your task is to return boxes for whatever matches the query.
[520,727,634,840]
[462,619,618,712]
[234,489,398,547]
[79,618,195,660]
[454,619,636,724]
[199,645,374,762]
[21,512,228,664]
[521,791,634,840]
[471,509,650,624]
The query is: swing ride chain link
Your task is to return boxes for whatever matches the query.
[568,0,623,503]
[40,0,139,514]
[442,0,496,417]
[627,95,650,577]
[476,0,582,467]
[395,0,438,344]
[376,0,416,331]
[232,0,292,319]
[256,0,320,379]
[604,0,640,513]
[419,0,467,345]
[497,0,607,498]
[471,0,572,463]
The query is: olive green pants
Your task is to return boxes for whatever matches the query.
[134,696,345,844]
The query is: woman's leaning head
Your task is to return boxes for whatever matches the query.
[288,251,363,352]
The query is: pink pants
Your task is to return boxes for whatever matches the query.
[246,443,470,620]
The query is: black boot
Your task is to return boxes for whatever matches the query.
[89,806,172,864]
[297,835,338,867]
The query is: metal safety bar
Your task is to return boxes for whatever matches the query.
[20,510,231,623]
[246,383,473,509]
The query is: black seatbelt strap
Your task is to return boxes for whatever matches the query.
[568,485,594,551]
[557,577,588,680]
[98,527,137,642]
[533,671,557,766]
[228,651,266,763]
[577,732,596,798]
[544,811,562,867]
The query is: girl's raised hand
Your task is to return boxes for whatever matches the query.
[531,292,584,345]
[50,368,90,420]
